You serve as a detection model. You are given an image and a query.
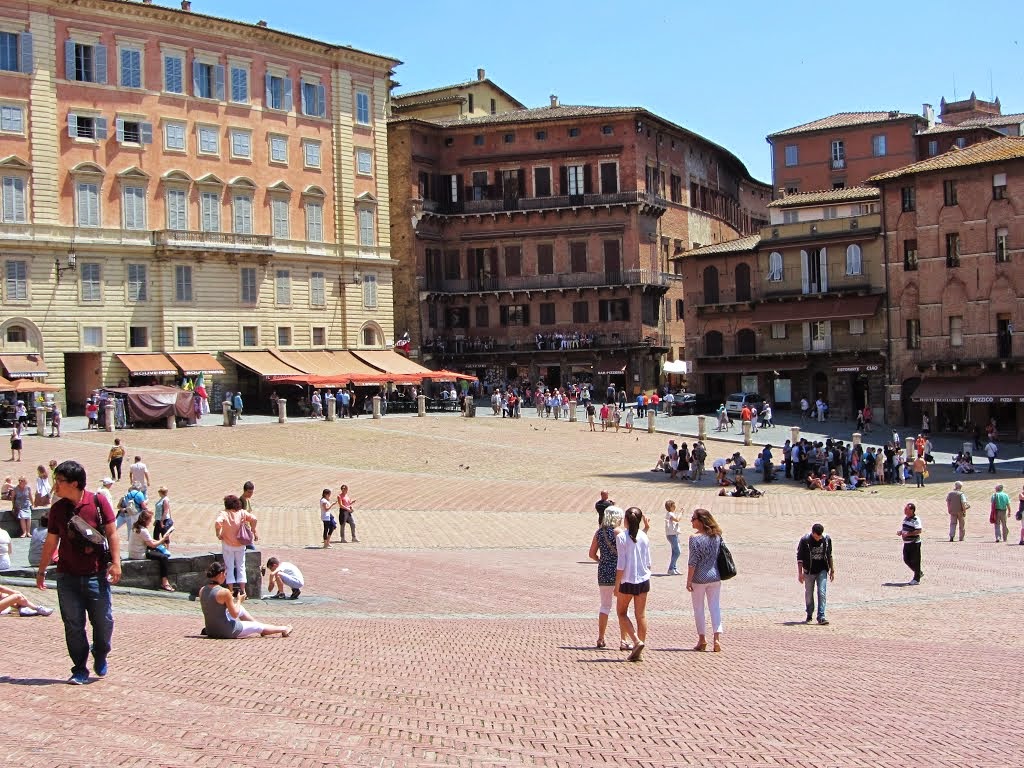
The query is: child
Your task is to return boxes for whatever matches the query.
[85,398,99,429]
[264,557,305,600]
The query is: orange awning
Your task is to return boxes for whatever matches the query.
[115,353,178,377]
[351,349,436,375]
[168,353,225,376]
[0,353,48,378]
[222,351,305,378]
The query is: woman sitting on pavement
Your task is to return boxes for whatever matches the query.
[129,509,175,592]
[199,561,292,639]
[0,583,53,616]
[805,472,825,491]
[826,470,846,491]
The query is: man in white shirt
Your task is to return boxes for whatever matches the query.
[265,557,304,599]
[128,456,150,498]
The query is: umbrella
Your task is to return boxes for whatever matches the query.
[10,379,62,393]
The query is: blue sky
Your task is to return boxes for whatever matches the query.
[190,0,1022,182]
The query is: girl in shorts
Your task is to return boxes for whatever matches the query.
[615,506,652,661]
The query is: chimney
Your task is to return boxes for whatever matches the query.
[257,20,268,27]
[180,0,191,10]
[476,68,485,81]
[777,187,786,198]
[922,103,935,129]
[550,94,559,108]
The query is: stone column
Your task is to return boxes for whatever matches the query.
[568,400,577,422]
[326,396,336,421]
[277,398,287,423]
[417,394,426,417]
[35,406,46,436]
[104,402,116,433]
[697,415,707,441]
[647,409,656,434]
[165,413,177,430]
[852,432,862,446]
[743,420,752,446]
[905,436,915,456]
[372,395,381,419]
[790,426,800,445]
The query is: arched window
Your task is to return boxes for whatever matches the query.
[735,263,751,302]
[5,325,27,343]
[736,328,756,355]
[703,266,719,304]
[362,326,378,346]
[846,244,862,276]
[767,251,783,281]
[704,330,724,356]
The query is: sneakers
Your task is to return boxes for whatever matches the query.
[290,589,301,600]
[804,615,813,624]
[93,659,108,678]
[18,607,38,617]
[908,579,920,585]
[67,672,89,685]
[35,606,54,617]
[817,618,830,625]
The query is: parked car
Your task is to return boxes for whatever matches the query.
[671,393,717,416]
[725,392,762,418]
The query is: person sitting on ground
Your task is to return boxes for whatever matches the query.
[199,561,292,639]
[806,472,825,491]
[826,470,846,492]
[129,509,175,592]
[0,583,53,616]
[28,514,57,568]
[650,454,668,473]
[264,557,304,600]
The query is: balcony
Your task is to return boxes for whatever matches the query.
[831,158,846,170]
[691,337,882,359]
[153,230,273,253]
[907,335,1017,369]
[422,329,672,358]
[419,268,670,295]
[763,213,881,246]
[421,190,668,217]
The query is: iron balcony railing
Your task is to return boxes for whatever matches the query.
[419,269,670,294]
[422,330,672,356]
[421,190,668,216]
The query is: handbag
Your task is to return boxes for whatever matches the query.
[989,498,997,525]
[237,518,255,546]
[716,538,737,580]
[67,496,113,566]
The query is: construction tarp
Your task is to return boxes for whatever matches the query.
[103,386,194,423]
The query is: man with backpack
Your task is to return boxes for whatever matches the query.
[116,486,147,536]
[797,523,835,625]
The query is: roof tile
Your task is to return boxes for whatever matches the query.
[769,111,924,138]
[766,186,879,208]
[867,136,1024,182]
[681,234,761,258]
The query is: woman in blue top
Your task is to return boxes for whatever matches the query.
[588,505,626,650]
[615,506,652,661]
[686,508,724,652]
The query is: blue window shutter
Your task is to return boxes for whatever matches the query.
[299,78,307,114]
[283,77,292,112]
[120,48,130,86]
[115,117,124,142]
[13,177,26,222]
[140,122,153,145]
[192,59,201,96]
[95,44,107,84]
[317,84,326,117]
[264,72,272,106]
[19,32,32,74]
[215,64,225,101]
[64,40,75,79]
[67,111,78,138]
[94,117,108,140]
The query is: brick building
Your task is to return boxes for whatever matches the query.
[916,94,1024,161]
[867,136,1024,436]
[0,0,398,411]
[388,90,770,393]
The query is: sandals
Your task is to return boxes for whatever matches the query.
[160,584,175,592]
[596,639,606,649]
[693,640,707,652]
[619,641,633,651]
[713,639,722,653]
[627,641,646,662]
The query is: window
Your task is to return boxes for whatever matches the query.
[66,40,106,83]
[901,186,915,212]
[470,171,487,200]
[198,125,219,155]
[305,201,323,242]
[669,174,682,203]
[443,250,460,280]
[0,105,24,134]
[232,194,253,234]
[859,202,878,215]
[569,242,587,273]
[270,135,288,164]
[362,326,379,346]
[572,301,589,324]
[927,140,939,156]
[675,298,684,318]
[503,132,515,144]
[275,269,291,305]
[568,127,580,138]
[200,191,220,232]
[127,263,146,301]
[163,53,183,93]
[272,198,289,239]
[539,303,555,325]
[782,210,798,224]
[473,134,484,146]
[906,318,920,349]
[1,176,27,223]
[312,327,326,346]
[241,326,258,347]
[5,260,27,300]
[534,167,551,197]
[946,233,960,267]
[230,130,251,159]
[845,244,862,275]
[192,61,224,100]
[129,326,148,348]
[499,304,529,326]
[849,318,865,335]
[67,113,107,141]
[955,137,967,149]
[166,188,187,230]
[362,273,377,309]
[475,306,489,328]
[230,65,248,103]
[770,323,787,340]
[824,206,838,220]
[355,148,371,175]
[598,298,630,322]
[176,326,195,347]
[119,47,142,88]
[76,182,100,227]
[310,271,325,306]
[566,164,585,196]
[265,71,293,111]
[903,239,918,271]
[467,94,474,113]
[300,78,326,117]
[949,316,963,347]
[82,326,103,347]
[0,32,32,74]
[996,227,1009,262]
[601,124,613,135]
[164,121,185,151]
[504,246,522,277]
[943,180,958,206]
[830,139,845,169]
[116,118,152,145]
[122,185,146,230]
[600,162,619,195]
[79,263,101,302]
[175,265,192,301]
[490,98,496,115]
[535,130,547,141]
[355,90,371,124]
[537,244,553,275]
[767,251,783,281]
[784,145,798,166]
[240,267,258,304]
[871,134,887,157]
[993,173,1007,200]
[358,209,374,246]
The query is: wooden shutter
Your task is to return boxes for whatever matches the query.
[800,250,809,294]
[299,78,307,114]
[67,111,78,138]
[559,166,568,195]
[19,32,32,74]
[819,247,828,292]
[94,117,107,140]
[317,84,326,117]
[64,40,75,79]
[283,77,293,111]
[516,168,525,197]
[494,169,503,197]
[583,164,592,194]
[456,174,464,202]
[94,44,107,84]
[115,117,125,143]
[215,64,225,101]
[140,122,153,145]
[192,60,202,96]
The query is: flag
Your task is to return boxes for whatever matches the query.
[395,331,411,356]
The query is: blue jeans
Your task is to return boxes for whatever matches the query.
[667,534,681,572]
[803,570,828,620]
[56,573,113,677]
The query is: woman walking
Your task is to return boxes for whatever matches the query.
[687,508,725,652]
[320,488,337,548]
[664,500,682,575]
[107,438,125,481]
[588,505,627,650]
[615,506,652,661]
[214,494,258,599]
[34,465,52,507]
[9,422,23,462]
[153,486,173,546]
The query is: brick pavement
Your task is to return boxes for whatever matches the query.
[1,414,1022,766]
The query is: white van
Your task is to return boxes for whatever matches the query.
[725,392,762,418]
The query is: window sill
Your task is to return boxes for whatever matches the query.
[0,129,26,137]
[230,155,253,162]
[197,151,220,158]
[269,160,288,167]
[304,164,323,171]
[163,147,187,155]
[0,71,30,79]
[72,137,100,145]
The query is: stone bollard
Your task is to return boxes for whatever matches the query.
[372,395,381,419]
[35,406,46,436]
[326,395,336,421]
[697,414,707,441]
[222,400,232,426]
[743,420,752,446]
[569,400,577,422]
[417,394,426,417]
[852,432,862,446]
[104,402,116,432]
[790,426,800,445]
[647,409,656,434]
[166,412,177,430]
[277,398,287,424]
[905,436,915,456]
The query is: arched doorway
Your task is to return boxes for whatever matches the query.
[813,372,828,406]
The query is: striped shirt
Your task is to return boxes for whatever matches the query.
[688,533,721,583]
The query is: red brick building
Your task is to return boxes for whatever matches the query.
[868,137,1024,436]
[916,94,1024,161]
[389,95,769,393]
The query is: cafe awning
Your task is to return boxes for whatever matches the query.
[698,360,806,374]
[352,349,436,376]
[596,357,628,375]
[115,353,178,377]
[168,352,225,376]
[750,294,883,324]
[0,353,48,378]
[911,377,972,403]
[967,373,1024,403]
[222,351,305,379]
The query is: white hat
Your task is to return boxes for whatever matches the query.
[101,478,114,486]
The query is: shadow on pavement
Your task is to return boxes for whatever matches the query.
[0,676,67,686]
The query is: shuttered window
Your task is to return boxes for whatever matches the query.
[76,182,100,227]
[122,185,146,230]
[1,176,26,223]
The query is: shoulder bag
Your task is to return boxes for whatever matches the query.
[716,537,737,580]
[236,515,255,546]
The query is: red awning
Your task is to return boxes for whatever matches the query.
[750,294,883,324]
[911,377,972,403]
[596,357,627,375]
[967,373,1024,403]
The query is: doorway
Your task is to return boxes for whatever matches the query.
[64,352,102,415]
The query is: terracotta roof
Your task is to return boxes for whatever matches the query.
[393,79,526,110]
[920,113,1024,134]
[766,186,879,208]
[768,111,924,138]
[681,234,761,258]
[429,104,642,127]
[867,136,1024,182]
[395,79,481,100]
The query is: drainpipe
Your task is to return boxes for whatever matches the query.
[879,181,895,424]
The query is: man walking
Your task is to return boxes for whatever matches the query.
[991,483,1011,543]
[128,455,150,498]
[946,481,969,542]
[595,490,614,527]
[899,502,923,585]
[796,523,834,624]
[36,460,120,685]
[984,438,998,473]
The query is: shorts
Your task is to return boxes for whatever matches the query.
[17,509,32,520]
[235,621,266,639]
[618,580,650,596]
[11,440,22,450]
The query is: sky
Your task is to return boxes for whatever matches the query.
[185,0,1022,182]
